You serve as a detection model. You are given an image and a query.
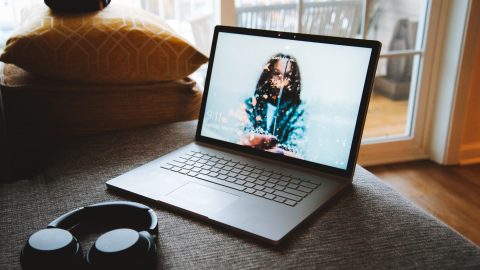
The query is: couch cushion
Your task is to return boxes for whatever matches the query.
[0,121,479,269]
[1,63,202,142]
[0,3,208,84]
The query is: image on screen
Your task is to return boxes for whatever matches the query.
[201,32,372,170]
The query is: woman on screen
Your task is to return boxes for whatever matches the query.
[241,53,306,158]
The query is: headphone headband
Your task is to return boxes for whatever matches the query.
[47,201,158,235]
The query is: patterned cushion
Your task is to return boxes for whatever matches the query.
[0,3,208,84]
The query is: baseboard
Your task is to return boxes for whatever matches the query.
[358,141,429,166]
[459,142,480,165]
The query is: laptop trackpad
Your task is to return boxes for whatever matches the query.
[167,182,239,213]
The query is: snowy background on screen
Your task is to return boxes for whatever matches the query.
[201,32,372,170]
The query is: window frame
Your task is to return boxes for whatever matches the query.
[358,0,473,165]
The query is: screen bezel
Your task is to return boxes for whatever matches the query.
[195,25,381,179]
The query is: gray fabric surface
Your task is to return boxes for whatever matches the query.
[1,120,479,269]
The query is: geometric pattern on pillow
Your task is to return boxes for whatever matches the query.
[0,3,208,84]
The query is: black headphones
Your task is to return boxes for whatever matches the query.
[20,201,158,270]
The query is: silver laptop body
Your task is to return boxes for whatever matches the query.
[107,26,381,244]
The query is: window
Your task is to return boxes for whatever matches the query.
[231,0,428,141]
[231,0,434,165]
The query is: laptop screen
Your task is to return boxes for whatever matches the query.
[197,26,380,176]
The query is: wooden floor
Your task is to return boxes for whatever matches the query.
[367,160,480,246]
[364,93,408,139]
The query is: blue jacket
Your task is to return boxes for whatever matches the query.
[244,97,306,156]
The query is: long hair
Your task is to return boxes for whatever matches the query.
[254,53,302,105]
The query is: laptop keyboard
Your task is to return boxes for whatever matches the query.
[160,151,321,207]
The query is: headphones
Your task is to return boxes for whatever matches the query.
[20,201,158,270]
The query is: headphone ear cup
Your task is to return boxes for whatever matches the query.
[86,228,157,270]
[139,230,157,266]
[20,228,83,270]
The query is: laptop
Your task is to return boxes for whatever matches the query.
[107,26,381,244]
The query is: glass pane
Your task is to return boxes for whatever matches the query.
[366,0,427,53]
[235,0,299,32]
[362,0,429,141]
[159,0,215,87]
[159,0,215,54]
[235,0,364,38]
[0,0,40,52]
[233,0,429,142]
[363,54,420,139]
[301,0,363,38]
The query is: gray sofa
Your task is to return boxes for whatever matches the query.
[1,120,479,269]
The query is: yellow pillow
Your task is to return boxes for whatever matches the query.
[0,3,208,84]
